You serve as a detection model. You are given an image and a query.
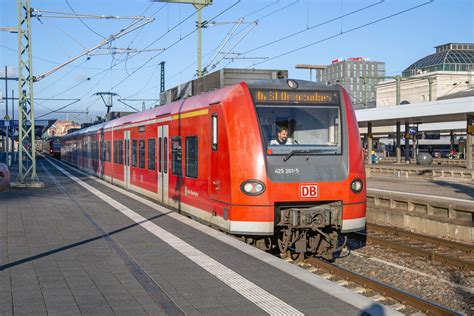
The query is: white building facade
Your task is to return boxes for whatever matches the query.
[376,71,473,107]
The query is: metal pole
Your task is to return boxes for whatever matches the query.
[4,66,8,160]
[13,0,43,187]
[367,122,373,165]
[467,116,473,170]
[396,121,401,163]
[160,61,165,93]
[11,89,14,160]
[196,6,203,77]
[404,122,410,163]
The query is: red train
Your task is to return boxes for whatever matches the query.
[43,136,62,159]
[62,79,366,258]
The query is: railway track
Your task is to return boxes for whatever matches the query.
[303,257,461,316]
[361,223,474,271]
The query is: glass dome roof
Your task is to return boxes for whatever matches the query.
[403,45,474,77]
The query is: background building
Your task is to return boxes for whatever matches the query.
[317,57,385,109]
[46,120,81,138]
[376,43,474,107]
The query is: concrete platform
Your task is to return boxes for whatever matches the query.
[0,156,397,315]
[366,162,474,182]
[366,175,474,244]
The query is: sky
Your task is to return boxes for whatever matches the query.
[1,0,473,122]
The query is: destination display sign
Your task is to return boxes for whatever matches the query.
[252,89,338,104]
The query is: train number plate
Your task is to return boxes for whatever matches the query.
[299,184,319,198]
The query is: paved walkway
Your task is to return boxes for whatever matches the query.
[0,157,392,315]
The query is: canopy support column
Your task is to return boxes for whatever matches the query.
[367,122,373,165]
[404,122,410,163]
[467,116,473,170]
[396,121,401,164]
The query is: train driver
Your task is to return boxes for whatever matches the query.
[270,127,294,145]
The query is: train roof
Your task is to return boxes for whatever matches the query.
[63,83,239,140]
[63,79,341,140]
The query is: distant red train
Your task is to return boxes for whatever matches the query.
[43,136,62,159]
[62,79,366,258]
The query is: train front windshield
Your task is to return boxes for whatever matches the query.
[256,104,342,155]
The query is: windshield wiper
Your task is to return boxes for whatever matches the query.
[282,149,336,162]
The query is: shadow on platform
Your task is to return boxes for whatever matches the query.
[0,211,172,272]
[430,180,474,199]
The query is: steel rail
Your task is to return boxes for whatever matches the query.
[365,224,474,271]
[305,258,461,316]
[367,223,473,254]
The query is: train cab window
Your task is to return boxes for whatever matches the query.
[211,114,218,151]
[118,140,123,164]
[132,140,137,167]
[171,137,182,176]
[148,139,156,170]
[139,140,145,169]
[185,136,198,178]
[256,104,342,156]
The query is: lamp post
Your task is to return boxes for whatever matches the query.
[295,64,327,82]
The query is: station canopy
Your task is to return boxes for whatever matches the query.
[0,119,56,138]
[356,96,474,128]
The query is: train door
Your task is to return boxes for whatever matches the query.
[209,105,220,201]
[124,130,130,189]
[157,125,169,204]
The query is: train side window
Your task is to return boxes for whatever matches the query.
[212,114,218,151]
[171,137,182,176]
[113,141,117,163]
[118,140,123,164]
[186,136,198,178]
[132,140,137,167]
[164,137,168,174]
[148,139,156,170]
[158,137,162,172]
[139,139,145,169]
[107,141,111,162]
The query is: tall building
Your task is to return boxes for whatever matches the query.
[317,57,385,109]
[376,43,474,107]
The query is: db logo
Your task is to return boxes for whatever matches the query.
[300,184,318,198]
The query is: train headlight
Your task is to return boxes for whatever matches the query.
[241,180,266,196]
[350,179,363,193]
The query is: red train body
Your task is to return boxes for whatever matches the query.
[62,79,366,257]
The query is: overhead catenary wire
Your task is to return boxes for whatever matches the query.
[206,20,258,72]
[242,0,384,55]
[246,0,434,68]
[43,1,208,102]
[241,0,280,19]
[108,0,241,92]
[36,99,81,119]
[65,0,106,39]
[257,0,300,21]
[36,58,90,96]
